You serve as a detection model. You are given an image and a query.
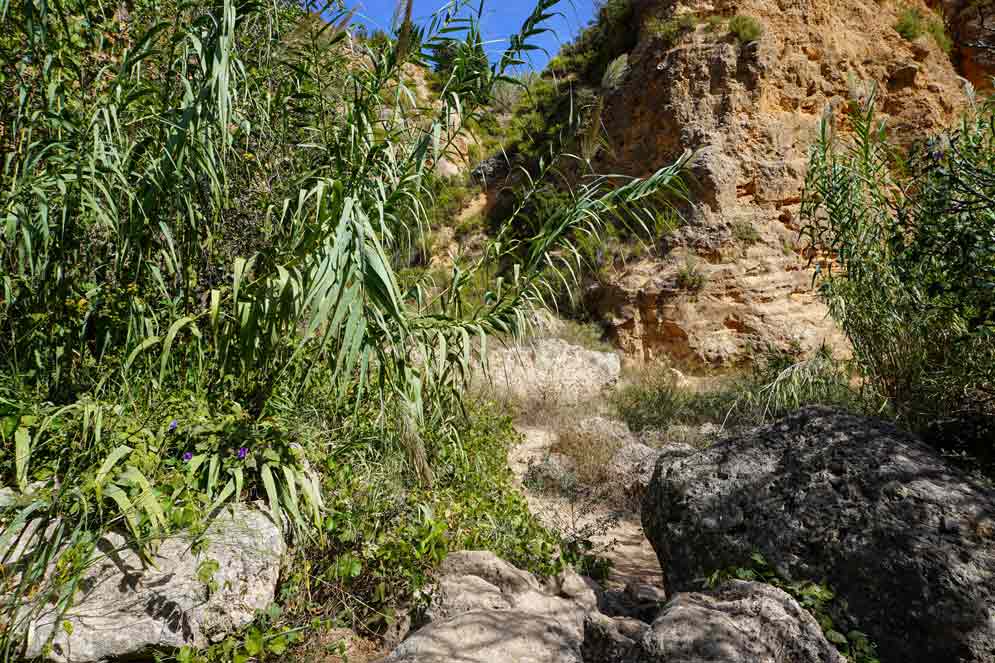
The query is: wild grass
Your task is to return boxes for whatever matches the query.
[894,7,952,52]
[644,13,697,47]
[612,347,879,436]
[676,258,707,292]
[732,220,762,245]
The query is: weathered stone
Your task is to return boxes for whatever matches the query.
[637,581,846,663]
[582,611,642,663]
[15,506,284,663]
[547,567,599,612]
[438,550,540,595]
[607,443,661,505]
[642,406,995,663]
[389,550,588,663]
[424,574,511,622]
[384,607,585,663]
[937,1,995,90]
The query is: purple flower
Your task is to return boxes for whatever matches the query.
[237,447,248,460]
[182,451,193,462]
[168,419,178,432]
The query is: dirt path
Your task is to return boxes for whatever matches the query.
[509,425,664,592]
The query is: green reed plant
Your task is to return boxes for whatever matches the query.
[801,90,995,431]
[0,0,688,656]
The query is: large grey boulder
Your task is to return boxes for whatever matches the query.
[642,406,995,663]
[13,506,284,662]
[636,581,845,663]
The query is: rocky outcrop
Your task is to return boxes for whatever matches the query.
[639,580,846,663]
[590,0,966,365]
[384,550,845,663]
[642,406,995,663]
[935,0,995,90]
[483,338,621,407]
[9,506,284,662]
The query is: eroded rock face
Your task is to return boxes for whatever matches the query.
[642,406,995,663]
[483,338,621,407]
[590,0,966,365]
[638,580,846,663]
[935,0,995,90]
[13,506,284,663]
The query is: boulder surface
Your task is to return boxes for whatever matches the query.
[14,506,284,662]
[383,550,844,663]
[637,580,845,663]
[642,406,995,663]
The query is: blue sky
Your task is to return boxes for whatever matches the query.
[346,0,598,71]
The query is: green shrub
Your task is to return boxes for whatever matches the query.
[729,15,763,43]
[676,258,707,292]
[732,220,761,245]
[801,95,995,435]
[556,0,637,84]
[895,7,924,40]
[644,13,697,46]
[894,6,951,52]
[704,15,726,33]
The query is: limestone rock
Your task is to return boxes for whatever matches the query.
[637,580,846,663]
[642,406,995,663]
[607,443,662,506]
[389,549,850,663]
[589,0,966,366]
[484,338,621,407]
[388,550,587,663]
[384,608,585,663]
[15,506,284,663]
[438,550,541,595]
[582,611,642,663]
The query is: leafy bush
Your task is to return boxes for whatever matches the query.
[729,15,763,43]
[555,0,637,85]
[704,15,726,33]
[894,7,951,52]
[643,13,697,47]
[676,258,707,291]
[801,94,995,434]
[732,220,761,245]
[280,402,563,632]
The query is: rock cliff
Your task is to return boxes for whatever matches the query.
[588,0,967,365]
